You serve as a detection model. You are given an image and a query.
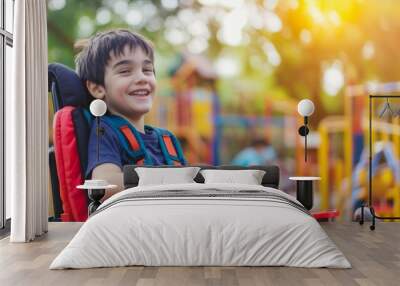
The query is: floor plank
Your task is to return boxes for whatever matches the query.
[0,222,399,286]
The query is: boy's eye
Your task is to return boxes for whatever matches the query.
[119,69,130,74]
[144,68,154,73]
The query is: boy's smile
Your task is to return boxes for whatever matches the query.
[129,89,151,97]
[101,45,156,122]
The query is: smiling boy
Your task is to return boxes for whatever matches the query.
[75,29,187,200]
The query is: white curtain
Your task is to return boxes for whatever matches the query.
[7,0,48,242]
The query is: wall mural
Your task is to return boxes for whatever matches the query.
[47,0,400,222]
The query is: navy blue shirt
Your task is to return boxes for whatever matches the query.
[85,117,167,178]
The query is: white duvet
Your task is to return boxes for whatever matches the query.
[50,183,351,269]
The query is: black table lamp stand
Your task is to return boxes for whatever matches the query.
[298,116,310,162]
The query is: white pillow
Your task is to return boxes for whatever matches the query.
[135,167,200,186]
[200,169,266,185]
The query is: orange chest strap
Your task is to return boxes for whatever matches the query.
[162,135,181,166]
[162,135,177,157]
[119,125,181,166]
[120,126,140,151]
[119,126,144,165]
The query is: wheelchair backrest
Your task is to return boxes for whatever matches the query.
[48,63,93,221]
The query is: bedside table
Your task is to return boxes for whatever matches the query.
[289,176,321,210]
[77,181,117,215]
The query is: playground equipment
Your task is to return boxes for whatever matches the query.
[217,96,300,172]
[318,116,348,213]
[354,141,400,218]
[318,82,400,219]
[148,53,303,169]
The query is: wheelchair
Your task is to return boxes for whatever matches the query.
[48,63,93,222]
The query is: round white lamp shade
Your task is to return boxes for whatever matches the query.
[297,99,315,117]
[90,99,107,117]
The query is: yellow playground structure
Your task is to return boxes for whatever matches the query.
[318,82,400,219]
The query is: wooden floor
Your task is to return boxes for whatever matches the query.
[0,222,399,286]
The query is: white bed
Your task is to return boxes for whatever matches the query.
[50,183,351,269]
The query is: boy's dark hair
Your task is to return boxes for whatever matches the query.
[75,29,154,87]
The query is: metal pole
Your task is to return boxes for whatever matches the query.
[96,116,100,162]
[305,132,307,162]
[304,116,308,162]
[369,95,372,207]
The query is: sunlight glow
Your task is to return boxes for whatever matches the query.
[96,8,112,25]
[264,11,282,33]
[300,29,312,44]
[48,0,66,11]
[264,0,279,10]
[161,0,179,10]
[362,41,375,60]
[217,9,248,46]
[146,17,162,32]
[288,0,299,10]
[308,5,325,24]
[141,2,158,19]
[198,0,218,6]
[263,42,281,66]
[199,0,244,9]
[220,0,244,9]
[305,1,346,27]
[188,37,209,54]
[322,61,344,96]
[328,11,341,26]
[248,4,264,29]
[188,20,210,39]
[125,9,143,27]
[164,28,189,45]
[78,16,94,37]
[215,56,240,78]
[178,9,195,26]
[113,0,128,16]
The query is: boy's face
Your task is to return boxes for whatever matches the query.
[100,45,156,119]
